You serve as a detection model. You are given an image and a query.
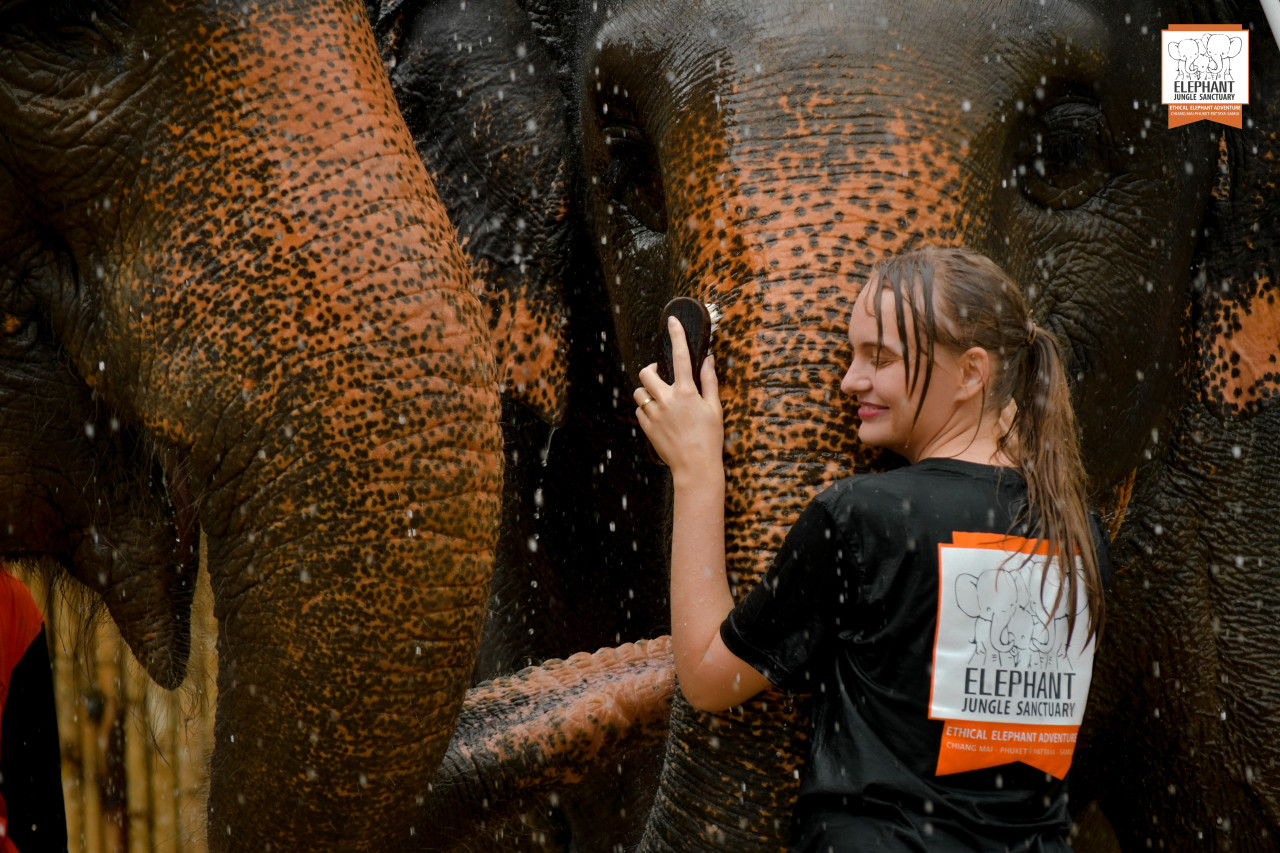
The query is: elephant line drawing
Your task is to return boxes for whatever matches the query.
[958,564,1034,671]
[3,0,1279,850]
[954,560,1082,673]
[1169,32,1245,82]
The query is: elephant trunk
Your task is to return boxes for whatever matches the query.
[57,2,502,848]
[640,78,976,850]
[992,614,1016,656]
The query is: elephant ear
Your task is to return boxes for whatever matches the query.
[374,0,573,425]
[955,574,981,618]
[1194,21,1280,417]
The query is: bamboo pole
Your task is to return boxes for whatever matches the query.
[78,613,103,853]
[40,542,217,853]
[97,624,127,853]
[124,662,152,853]
[50,588,86,853]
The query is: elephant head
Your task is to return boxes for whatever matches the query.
[0,0,505,847]
[1169,36,1207,77]
[1195,32,1243,77]
[381,0,1280,848]
[956,567,1033,667]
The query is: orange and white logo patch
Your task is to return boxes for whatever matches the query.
[1162,25,1250,128]
[928,533,1096,779]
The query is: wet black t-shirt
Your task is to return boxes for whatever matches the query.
[720,459,1110,852]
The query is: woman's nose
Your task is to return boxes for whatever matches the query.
[840,364,866,396]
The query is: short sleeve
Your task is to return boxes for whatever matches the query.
[720,498,858,692]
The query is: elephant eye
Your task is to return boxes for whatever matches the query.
[0,313,40,356]
[1018,100,1117,210]
[602,123,668,234]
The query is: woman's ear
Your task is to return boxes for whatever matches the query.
[956,347,990,402]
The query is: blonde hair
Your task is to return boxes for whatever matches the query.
[866,245,1104,644]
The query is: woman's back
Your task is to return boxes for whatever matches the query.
[723,459,1110,850]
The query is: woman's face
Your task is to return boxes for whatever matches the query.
[839,278,964,462]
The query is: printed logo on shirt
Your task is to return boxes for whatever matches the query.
[928,532,1096,779]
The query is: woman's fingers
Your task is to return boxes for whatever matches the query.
[699,354,720,406]
[666,316,696,388]
[636,363,664,407]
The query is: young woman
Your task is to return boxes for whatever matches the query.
[634,246,1109,852]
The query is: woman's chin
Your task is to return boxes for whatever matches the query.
[856,426,887,450]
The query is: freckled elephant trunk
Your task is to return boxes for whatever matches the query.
[635,58,978,850]
[59,1,502,848]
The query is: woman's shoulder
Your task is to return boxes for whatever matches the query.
[816,460,1020,523]
[817,465,931,517]
[824,458,1008,496]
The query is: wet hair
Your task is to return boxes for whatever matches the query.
[866,245,1104,645]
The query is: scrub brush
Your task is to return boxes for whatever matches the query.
[658,297,720,393]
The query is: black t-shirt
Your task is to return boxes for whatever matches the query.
[720,459,1111,852]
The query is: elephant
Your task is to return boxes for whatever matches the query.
[372,0,1280,848]
[955,566,1035,669]
[1,0,680,847]
[0,0,538,849]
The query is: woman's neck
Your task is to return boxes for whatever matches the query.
[905,406,1015,467]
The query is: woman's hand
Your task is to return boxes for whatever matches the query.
[634,315,724,487]
[636,317,765,712]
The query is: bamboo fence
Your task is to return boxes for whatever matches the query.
[26,560,217,853]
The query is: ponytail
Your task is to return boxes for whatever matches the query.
[868,247,1104,646]
[1005,322,1103,646]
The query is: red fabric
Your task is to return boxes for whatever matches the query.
[0,568,45,853]
[0,813,16,853]
[0,570,45,710]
